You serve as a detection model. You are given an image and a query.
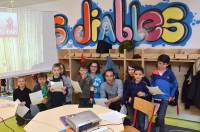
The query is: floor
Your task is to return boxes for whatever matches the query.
[167,101,200,122]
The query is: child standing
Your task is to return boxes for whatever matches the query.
[127,66,151,132]
[78,65,94,104]
[58,63,72,104]
[151,54,178,132]
[13,77,32,126]
[123,65,151,106]
[32,73,48,111]
[48,63,71,108]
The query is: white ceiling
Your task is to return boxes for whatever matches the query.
[0,0,56,8]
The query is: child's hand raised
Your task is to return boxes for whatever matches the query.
[81,73,87,79]
[137,91,145,97]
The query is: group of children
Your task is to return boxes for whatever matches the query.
[12,54,178,132]
[13,63,72,125]
[122,54,178,132]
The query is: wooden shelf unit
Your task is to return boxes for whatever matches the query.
[58,48,200,80]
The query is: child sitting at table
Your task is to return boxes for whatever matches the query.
[32,73,48,111]
[13,77,32,126]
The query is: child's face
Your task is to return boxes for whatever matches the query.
[79,67,87,76]
[105,71,115,85]
[38,77,46,85]
[128,66,135,77]
[52,67,61,77]
[17,78,26,88]
[134,70,144,82]
[157,61,168,71]
[90,63,98,74]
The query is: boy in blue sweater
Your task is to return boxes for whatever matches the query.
[151,54,178,132]
[128,66,151,132]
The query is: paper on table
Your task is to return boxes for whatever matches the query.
[98,111,126,124]
[16,105,29,117]
[94,98,108,107]
[71,80,82,93]
[29,90,43,105]
[147,86,164,95]
[0,99,19,121]
[50,81,63,92]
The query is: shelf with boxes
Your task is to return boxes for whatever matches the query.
[58,48,200,80]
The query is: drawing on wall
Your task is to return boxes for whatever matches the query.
[54,0,200,49]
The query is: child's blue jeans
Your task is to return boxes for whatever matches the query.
[155,100,168,132]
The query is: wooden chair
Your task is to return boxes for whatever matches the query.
[124,97,155,132]
[124,126,140,132]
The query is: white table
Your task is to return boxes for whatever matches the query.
[0,99,17,122]
[24,105,124,132]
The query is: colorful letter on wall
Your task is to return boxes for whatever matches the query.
[54,14,68,48]
[162,6,187,43]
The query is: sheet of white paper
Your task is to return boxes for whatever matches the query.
[146,86,164,95]
[16,105,29,117]
[29,90,43,105]
[98,111,126,124]
[71,80,82,93]
[15,99,21,105]
[120,105,127,115]
[94,98,108,107]
[50,81,63,92]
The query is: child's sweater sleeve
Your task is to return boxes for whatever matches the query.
[150,74,156,86]
[63,76,72,96]
[122,80,131,104]
[150,70,159,86]
[144,85,152,101]
[100,83,106,98]
[89,78,94,98]
[13,90,17,101]
[170,71,178,97]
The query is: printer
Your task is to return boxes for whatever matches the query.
[65,111,101,132]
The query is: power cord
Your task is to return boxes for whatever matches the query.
[87,123,123,132]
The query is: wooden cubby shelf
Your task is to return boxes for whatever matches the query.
[58,48,200,80]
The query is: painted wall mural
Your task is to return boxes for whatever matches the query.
[54,0,200,49]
